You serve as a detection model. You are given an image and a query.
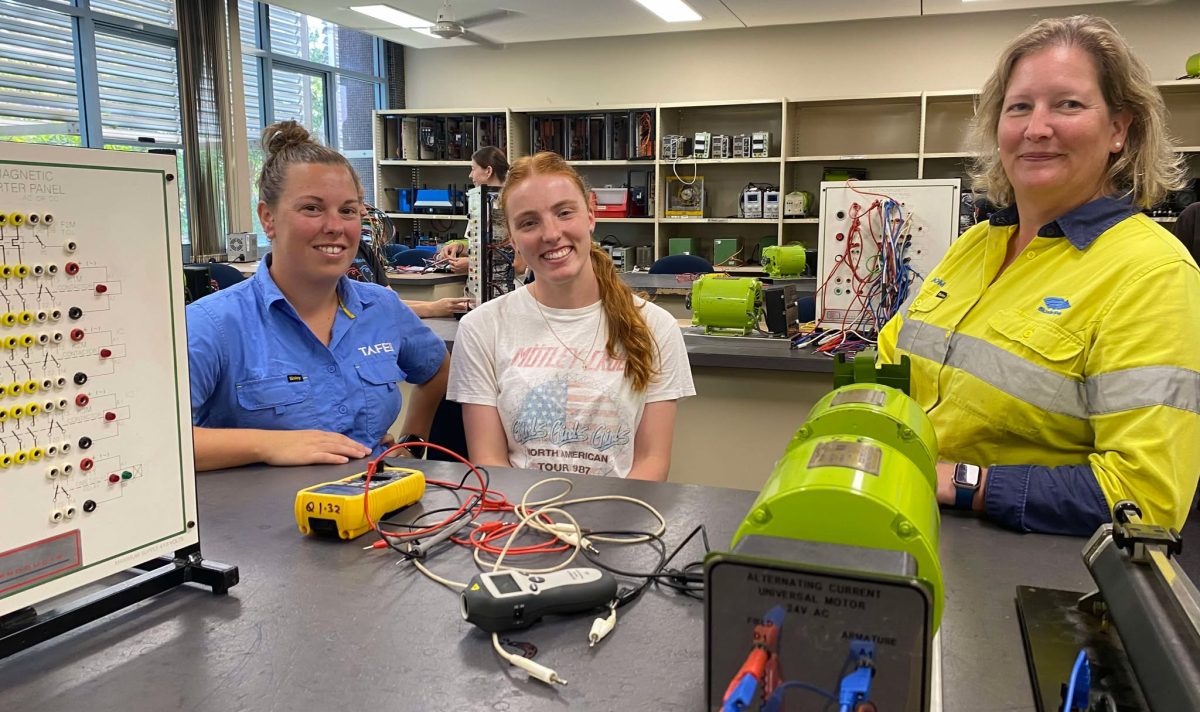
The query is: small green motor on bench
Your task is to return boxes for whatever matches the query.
[690,274,762,336]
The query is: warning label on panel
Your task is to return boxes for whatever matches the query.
[0,530,82,597]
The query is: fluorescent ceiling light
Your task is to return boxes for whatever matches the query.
[349,5,430,29]
[631,0,702,23]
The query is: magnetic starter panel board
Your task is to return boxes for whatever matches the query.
[815,180,960,331]
[0,143,197,617]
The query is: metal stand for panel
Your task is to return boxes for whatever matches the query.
[0,543,238,660]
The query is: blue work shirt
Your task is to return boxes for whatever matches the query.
[187,256,446,452]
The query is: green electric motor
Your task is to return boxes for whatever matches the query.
[761,244,806,278]
[731,382,944,628]
[690,274,762,336]
[791,383,939,491]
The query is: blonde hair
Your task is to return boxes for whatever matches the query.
[257,120,363,207]
[502,152,658,392]
[967,15,1184,209]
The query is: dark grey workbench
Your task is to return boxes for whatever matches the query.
[6,460,1190,711]
[423,317,834,373]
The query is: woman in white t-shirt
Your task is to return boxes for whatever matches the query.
[448,152,695,481]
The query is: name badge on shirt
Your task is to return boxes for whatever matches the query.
[287,374,305,382]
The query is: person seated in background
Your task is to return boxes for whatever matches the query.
[449,152,695,481]
[435,146,526,288]
[187,120,449,471]
[878,15,1200,535]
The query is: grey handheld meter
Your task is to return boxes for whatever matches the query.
[460,568,618,633]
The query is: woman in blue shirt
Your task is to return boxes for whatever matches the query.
[187,121,448,471]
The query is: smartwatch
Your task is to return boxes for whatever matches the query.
[952,463,981,510]
[394,433,427,459]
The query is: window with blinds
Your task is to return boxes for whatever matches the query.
[0,0,80,144]
[96,31,181,146]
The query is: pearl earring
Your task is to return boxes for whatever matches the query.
[1114,142,1122,149]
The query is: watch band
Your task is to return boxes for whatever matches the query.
[954,480,976,510]
[395,433,427,459]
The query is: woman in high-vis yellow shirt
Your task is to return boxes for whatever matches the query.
[878,15,1200,535]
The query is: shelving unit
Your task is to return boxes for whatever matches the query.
[372,79,1200,261]
[372,107,511,245]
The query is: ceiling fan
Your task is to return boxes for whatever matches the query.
[416,1,516,48]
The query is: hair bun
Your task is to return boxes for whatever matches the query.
[262,120,312,156]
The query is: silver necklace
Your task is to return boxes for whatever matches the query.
[530,285,603,366]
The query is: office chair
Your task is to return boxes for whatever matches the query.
[649,254,714,275]
[382,243,410,265]
[207,262,247,290]
[391,250,435,268]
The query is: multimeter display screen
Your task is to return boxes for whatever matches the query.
[309,484,365,496]
[490,574,520,594]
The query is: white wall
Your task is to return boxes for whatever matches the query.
[404,2,1200,108]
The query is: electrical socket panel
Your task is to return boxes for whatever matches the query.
[815,179,961,331]
[0,143,197,617]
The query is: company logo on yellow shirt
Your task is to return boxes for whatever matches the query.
[1038,297,1071,316]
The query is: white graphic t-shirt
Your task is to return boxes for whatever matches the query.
[448,287,695,478]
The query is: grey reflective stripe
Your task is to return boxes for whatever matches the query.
[899,320,1200,418]
[945,330,1089,419]
[1088,366,1200,416]
[898,318,1088,419]
[895,319,949,363]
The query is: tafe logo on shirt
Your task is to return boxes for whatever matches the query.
[1037,297,1071,316]
[358,342,395,356]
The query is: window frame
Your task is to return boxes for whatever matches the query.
[242,1,386,152]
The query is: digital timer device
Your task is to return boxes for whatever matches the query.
[294,467,425,540]
[460,567,618,633]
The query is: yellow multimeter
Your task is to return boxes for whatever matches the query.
[294,467,425,540]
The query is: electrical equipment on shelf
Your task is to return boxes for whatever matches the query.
[635,245,653,269]
[711,134,733,159]
[592,187,631,217]
[713,238,739,266]
[751,131,770,158]
[693,132,711,159]
[732,134,751,158]
[740,187,763,219]
[610,246,633,272]
[0,142,237,652]
[633,110,655,159]
[627,169,653,217]
[224,232,258,262]
[763,190,780,220]
[661,134,690,161]
[665,177,705,218]
[413,186,465,215]
[784,190,813,218]
[815,179,961,333]
[738,183,776,219]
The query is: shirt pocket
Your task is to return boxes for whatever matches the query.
[355,360,405,440]
[986,308,1085,373]
[235,375,314,429]
[945,308,1086,437]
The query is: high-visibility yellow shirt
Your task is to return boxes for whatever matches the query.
[878,197,1200,534]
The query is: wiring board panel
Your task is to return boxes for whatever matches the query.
[0,143,196,617]
[815,179,961,333]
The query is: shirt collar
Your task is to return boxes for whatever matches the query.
[988,195,1137,250]
[252,252,379,315]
